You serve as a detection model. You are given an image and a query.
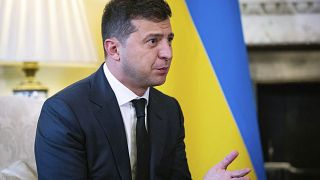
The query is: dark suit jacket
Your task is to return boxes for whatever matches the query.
[35,65,191,180]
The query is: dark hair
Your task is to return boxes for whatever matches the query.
[101,0,172,55]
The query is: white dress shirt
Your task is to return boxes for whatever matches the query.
[103,63,149,179]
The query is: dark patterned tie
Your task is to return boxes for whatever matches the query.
[131,98,150,180]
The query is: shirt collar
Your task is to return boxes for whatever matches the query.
[103,63,149,106]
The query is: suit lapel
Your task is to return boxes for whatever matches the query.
[148,88,167,177]
[89,65,131,180]
[88,66,168,179]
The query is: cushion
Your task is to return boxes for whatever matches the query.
[0,96,43,172]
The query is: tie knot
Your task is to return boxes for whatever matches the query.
[131,98,146,119]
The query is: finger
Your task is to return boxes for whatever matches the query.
[230,168,251,178]
[214,150,239,169]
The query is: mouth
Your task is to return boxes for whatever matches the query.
[155,67,169,75]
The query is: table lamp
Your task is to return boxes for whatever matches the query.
[0,0,98,98]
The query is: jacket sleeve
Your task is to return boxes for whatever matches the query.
[35,97,87,180]
[170,99,192,180]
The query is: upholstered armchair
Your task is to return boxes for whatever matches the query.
[0,96,44,179]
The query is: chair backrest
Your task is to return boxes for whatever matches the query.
[0,96,44,170]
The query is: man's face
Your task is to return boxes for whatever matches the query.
[117,18,174,90]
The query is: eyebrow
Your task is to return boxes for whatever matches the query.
[168,33,174,39]
[143,32,174,41]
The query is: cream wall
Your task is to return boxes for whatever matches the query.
[0,0,110,97]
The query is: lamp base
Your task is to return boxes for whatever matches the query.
[13,62,48,99]
[13,90,48,99]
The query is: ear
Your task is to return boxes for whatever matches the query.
[104,38,120,61]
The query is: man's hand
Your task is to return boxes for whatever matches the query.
[204,151,251,180]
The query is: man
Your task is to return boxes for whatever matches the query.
[35,0,251,179]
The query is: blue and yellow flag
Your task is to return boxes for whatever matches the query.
[158,1,266,179]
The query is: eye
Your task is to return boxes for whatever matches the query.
[147,38,158,46]
[168,36,174,46]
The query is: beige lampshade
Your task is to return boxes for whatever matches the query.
[0,0,98,64]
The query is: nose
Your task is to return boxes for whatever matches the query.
[158,41,172,61]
